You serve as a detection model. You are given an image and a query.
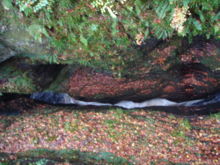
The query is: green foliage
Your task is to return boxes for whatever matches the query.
[179,118,192,130]
[2,0,219,73]
[209,112,220,120]
[15,0,55,13]
[27,24,49,43]
[0,65,36,93]
[172,118,192,138]
[48,54,58,64]
[1,0,13,10]
[111,108,127,119]
[104,119,123,141]
[5,149,132,164]
[31,158,49,165]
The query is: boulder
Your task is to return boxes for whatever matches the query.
[30,92,75,104]
[61,63,220,102]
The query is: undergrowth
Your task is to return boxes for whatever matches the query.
[1,0,219,75]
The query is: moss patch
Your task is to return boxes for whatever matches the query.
[0,62,36,93]
[1,149,131,165]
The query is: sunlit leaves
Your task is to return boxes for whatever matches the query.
[90,24,99,32]
[1,0,13,10]
[155,0,171,19]
[193,20,202,31]
[48,54,58,64]
[27,24,49,43]
[80,35,88,47]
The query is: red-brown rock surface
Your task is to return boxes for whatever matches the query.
[67,63,220,102]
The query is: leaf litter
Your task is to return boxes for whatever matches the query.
[0,100,219,164]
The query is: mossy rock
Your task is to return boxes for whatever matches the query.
[0,149,132,165]
[0,59,36,93]
[0,58,65,94]
[47,65,78,93]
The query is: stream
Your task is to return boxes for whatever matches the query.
[1,91,220,116]
[29,91,220,108]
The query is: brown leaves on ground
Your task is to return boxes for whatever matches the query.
[0,105,219,165]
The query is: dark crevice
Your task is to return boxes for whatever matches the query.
[31,64,66,90]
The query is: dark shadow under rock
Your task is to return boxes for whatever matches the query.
[31,64,66,90]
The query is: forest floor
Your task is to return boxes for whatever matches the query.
[0,98,220,164]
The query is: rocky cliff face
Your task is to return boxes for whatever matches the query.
[0,38,220,102]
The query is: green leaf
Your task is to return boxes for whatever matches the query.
[206,33,211,39]
[168,0,176,4]
[212,12,220,22]
[144,21,149,27]
[58,21,64,27]
[214,25,220,34]
[80,35,88,47]
[193,20,202,31]
[1,0,13,10]
[144,29,149,37]
[23,8,33,16]
[127,6,133,12]
[155,1,170,19]
[89,52,94,57]
[90,24,98,32]
[49,54,58,64]
[135,5,141,15]
[198,10,205,23]
[135,0,143,15]
[183,0,190,7]
[28,24,49,42]
[202,2,213,11]
[111,20,118,35]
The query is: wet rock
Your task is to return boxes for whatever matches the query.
[191,93,220,106]
[0,58,36,93]
[30,92,74,104]
[26,91,220,113]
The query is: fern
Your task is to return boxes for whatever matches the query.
[155,0,171,19]
[15,0,55,13]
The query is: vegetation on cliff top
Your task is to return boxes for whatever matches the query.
[1,0,220,74]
